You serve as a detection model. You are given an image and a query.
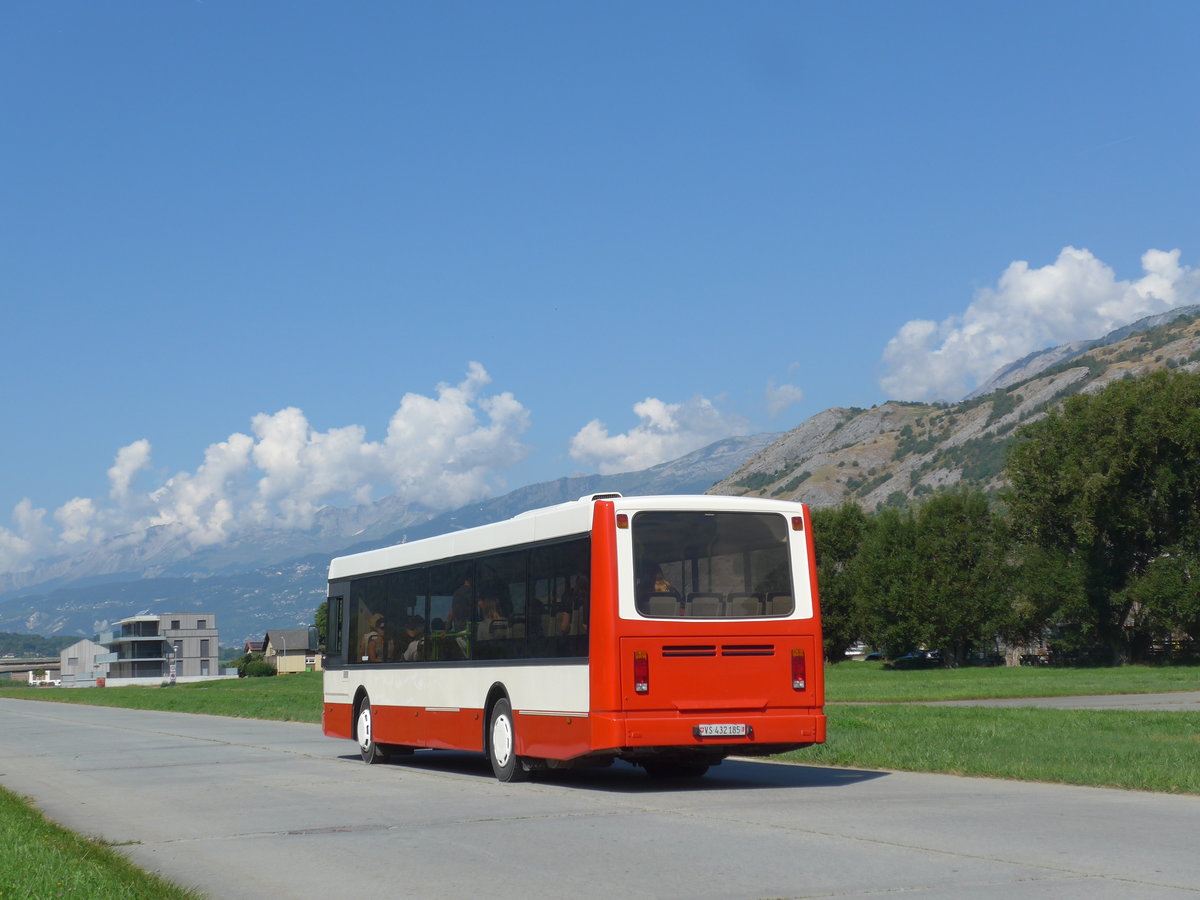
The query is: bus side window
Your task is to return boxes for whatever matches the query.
[392,569,428,662]
[473,549,528,660]
[428,561,473,660]
[325,592,345,662]
[531,537,590,659]
[349,575,387,664]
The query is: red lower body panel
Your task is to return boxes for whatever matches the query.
[325,701,586,758]
[591,709,824,751]
[323,702,353,740]
[326,699,824,761]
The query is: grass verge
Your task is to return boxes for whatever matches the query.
[0,673,324,723]
[789,704,1200,794]
[824,660,1200,703]
[0,785,199,899]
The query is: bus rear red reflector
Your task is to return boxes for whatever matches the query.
[617,514,629,529]
[633,650,649,694]
[791,648,806,691]
[792,516,804,531]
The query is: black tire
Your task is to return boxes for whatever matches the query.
[357,698,387,764]
[487,697,528,782]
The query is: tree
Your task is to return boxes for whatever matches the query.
[1001,542,1086,657]
[1118,527,1200,652]
[1006,370,1200,662]
[811,503,870,661]
[314,600,329,651]
[854,492,1011,667]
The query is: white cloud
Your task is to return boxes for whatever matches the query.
[381,362,531,509]
[54,498,98,545]
[0,500,56,571]
[765,379,804,417]
[107,439,151,503]
[569,396,747,475]
[0,364,531,572]
[879,247,1200,401]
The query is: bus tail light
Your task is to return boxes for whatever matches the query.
[791,648,806,691]
[633,650,649,694]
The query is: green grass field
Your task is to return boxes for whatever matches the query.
[796,704,1200,793]
[5,659,1197,713]
[0,672,324,722]
[824,659,1200,702]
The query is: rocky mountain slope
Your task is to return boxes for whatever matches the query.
[711,308,1200,509]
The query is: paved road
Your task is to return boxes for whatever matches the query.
[1,697,1198,899]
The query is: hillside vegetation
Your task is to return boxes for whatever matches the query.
[712,309,1200,509]
[0,631,77,657]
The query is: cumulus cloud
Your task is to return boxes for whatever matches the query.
[569,396,747,475]
[107,439,151,502]
[765,379,804,417]
[0,500,56,571]
[880,247,1200,401]
[0,364,530,572]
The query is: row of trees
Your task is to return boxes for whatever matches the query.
[815,370,1200,666]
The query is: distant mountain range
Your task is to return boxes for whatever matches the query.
[0,434,778,646]
[7,305,1199,648]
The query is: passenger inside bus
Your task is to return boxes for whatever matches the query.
[401,615,425,661]
[638,564,681,616]
[359,613,391,662]
[475,592,508,640]
[555,574,589,635]
[445,574,474,632]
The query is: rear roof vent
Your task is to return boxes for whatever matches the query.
[581,492,622,502]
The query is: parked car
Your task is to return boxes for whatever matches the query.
[889,649,942,669]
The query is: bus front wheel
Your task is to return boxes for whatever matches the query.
[487,698,528,782]
[357,698,387,765]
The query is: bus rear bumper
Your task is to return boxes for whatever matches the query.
[591,709,826,755]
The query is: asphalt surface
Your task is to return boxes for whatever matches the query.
[1,696,1198,899]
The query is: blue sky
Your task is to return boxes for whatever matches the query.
[4,1,1200,572]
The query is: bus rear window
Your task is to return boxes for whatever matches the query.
[632,511,794,618]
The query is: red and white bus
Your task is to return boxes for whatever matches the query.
[321,493,825,780]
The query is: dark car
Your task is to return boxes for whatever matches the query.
[889,649,941,669]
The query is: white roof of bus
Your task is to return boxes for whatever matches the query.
[327,493,807,581]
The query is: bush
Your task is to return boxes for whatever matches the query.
[242,659,277,678]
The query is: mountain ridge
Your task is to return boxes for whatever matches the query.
[711,307,1200,509]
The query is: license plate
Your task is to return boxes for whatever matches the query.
[697,723,747,737]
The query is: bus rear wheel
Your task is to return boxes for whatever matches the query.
[487,698,528,782]
[357,698,387,765]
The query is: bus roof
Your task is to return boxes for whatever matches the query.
[327,493,808,581]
